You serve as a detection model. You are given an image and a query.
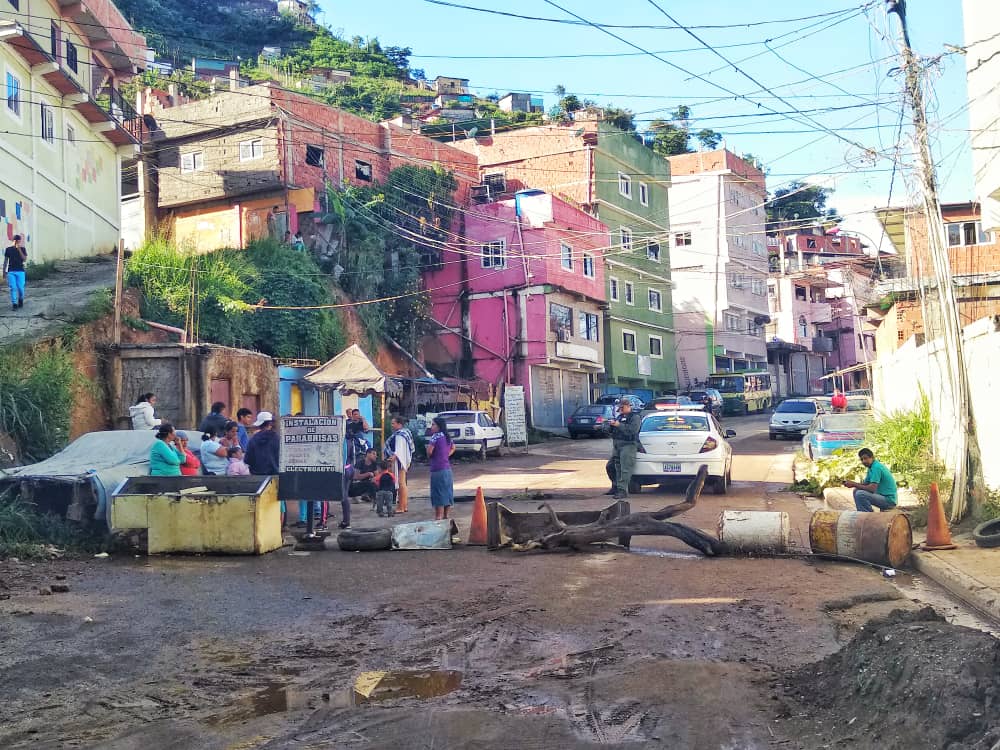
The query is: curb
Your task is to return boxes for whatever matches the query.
[909,549,1000,625]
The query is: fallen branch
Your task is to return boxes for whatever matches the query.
[513,465,722,556]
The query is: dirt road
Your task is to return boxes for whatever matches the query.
[1,416,996,749]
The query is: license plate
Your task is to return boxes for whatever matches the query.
[800,429,807,435]
[448,429,460,437]
[663,463,681,473]
[578,418,592,424]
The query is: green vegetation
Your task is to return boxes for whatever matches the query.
[0,491,105,559]
[0,343,82,463]
[648,105,722,157]
[794,394,950,507]
[767,181,840,230]
[69,288,115,326]
[126,237,345,359]
[24,260,58,282]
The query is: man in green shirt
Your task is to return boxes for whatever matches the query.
[844,448,898,512]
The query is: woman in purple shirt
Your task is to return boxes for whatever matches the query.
[426,416,456,520]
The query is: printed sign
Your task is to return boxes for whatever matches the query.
[637,354,652,377]
[504,385,527,446]
[279,415,345,473]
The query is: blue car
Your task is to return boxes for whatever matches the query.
[802,413,868,460]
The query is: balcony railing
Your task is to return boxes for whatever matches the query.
[97,85,143,142]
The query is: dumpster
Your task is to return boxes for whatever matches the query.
[111,475,282,555]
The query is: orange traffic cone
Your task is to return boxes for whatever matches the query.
[467,486,488,546]
[921,482,957,551]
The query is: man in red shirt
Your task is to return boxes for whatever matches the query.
[831,389,847,413]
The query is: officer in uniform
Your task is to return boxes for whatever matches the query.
[608,399,641,499]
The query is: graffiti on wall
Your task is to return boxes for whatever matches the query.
[0,196,32,248]
[73,148,106,190]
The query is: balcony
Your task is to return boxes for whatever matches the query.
[812,336,834,353]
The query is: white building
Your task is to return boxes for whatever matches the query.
[965,0,1000,233]
[666,150,770,387]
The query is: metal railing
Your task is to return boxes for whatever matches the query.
[99,85,143,141]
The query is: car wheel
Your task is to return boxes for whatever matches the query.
[742,404,750,416]
[479,440,488,461]
[808,446,814,461]
[337,528,392,552]
[570,431,579,440]
[712,475,728,495]
[628,479,641,495]
[769,432,776,441]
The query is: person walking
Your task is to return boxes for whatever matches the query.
[426,416,455,520]
[384,415,414,513]
[3,234,27,310]
[149,423,184,476]
[245,411,280,475]
[844,448,898,512]
[608,399,641,499]
[199,402,228,437]
[176,431,201,476]
[129,393,162,431]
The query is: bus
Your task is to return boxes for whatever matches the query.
[707,371,773,416]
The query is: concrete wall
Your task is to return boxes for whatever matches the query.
[873,316,1000,491]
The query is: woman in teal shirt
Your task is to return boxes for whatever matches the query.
[149,423,185,476]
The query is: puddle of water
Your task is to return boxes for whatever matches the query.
[891,571,999,636]
[207,670,463,726]
[628,547,703,560]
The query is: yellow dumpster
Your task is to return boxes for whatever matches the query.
[111,475,282,555]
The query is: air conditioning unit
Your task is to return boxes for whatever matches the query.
[556,329,570,343]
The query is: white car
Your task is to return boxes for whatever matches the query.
[631,410,736,495]
[425,410,504,460]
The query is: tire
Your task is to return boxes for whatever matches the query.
[337,528,392,552]
[742,404,750,417]
[628,479,642,495]
[479,440,488,461]
[712,474,729,495]
[570,432,579,440]
[769,433,776,441]
[972,518,1000,548]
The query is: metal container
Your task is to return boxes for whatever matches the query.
[717,510,791,554]
[809,510,912,568]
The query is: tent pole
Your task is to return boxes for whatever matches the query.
[380,393,386,450]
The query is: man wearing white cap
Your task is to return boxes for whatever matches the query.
[245,411,280,476]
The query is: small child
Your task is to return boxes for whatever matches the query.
[225,445,250,476]
[373,460,397,517]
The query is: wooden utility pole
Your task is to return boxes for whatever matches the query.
[886,0,984,520]
[113,239,124,346]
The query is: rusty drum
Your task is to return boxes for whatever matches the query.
[808,510,912,568]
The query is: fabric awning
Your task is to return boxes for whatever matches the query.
[303,344,403,396]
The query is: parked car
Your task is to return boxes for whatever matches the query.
[632,410,735,495]
[567,404,616,439]
[647,395,696,411]
[802,413,868,460]
[424,410,504,460]
[769,399,823,440]
[595,394,645,411]
[685,388,723,418]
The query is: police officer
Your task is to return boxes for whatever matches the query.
[608,399,641,499]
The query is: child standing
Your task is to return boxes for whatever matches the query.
[373,460,397,517]
[225,446,250,476]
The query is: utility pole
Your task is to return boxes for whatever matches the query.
[886,0,984,520]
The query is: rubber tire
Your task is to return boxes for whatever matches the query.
[769,433,777,441]
[479,440,488,461]
[570,432,579,440]
[337,527,392,552]
[712,474,729,495]
[972,518,1000,548]
[628,479,642,495]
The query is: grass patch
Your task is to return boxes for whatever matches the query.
[69,288,114,325]
[78,254,114,264]
[0,490,105,559]
[25,260,59,281]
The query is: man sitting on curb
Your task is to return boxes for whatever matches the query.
[843,448,898,512]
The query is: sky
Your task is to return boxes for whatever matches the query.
[319,0,973,240]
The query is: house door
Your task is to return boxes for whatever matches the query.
[529,366,563,429]
[210,378,231,410]
[562,371,590,423]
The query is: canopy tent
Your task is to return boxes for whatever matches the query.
[303,344,403,397]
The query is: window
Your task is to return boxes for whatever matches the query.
[239,139,263,161]
[481,239,506,269]
[65,40,78,73]
[609,276,619,301]
[579,311,600,341]
[752,240,765,257]
[39,102,54,144]
[806,237,817,249]
[639,181,649,206]
[647,240,660,262]
[622,329,637,353]
[618,171,632,199]
[620,226,633,252]
[50,22,60,59]
[674,232,692,247]
[730,272,744,289]
[6,72,20,117]
[724,312,742,332]
[355,160,373,181]
[624,281,635,306]
[751,278,765,296]
[798,315,808,338]
[794,285,807,301]
[305,144,324,167]
[582,252,595,278]
[66,124,75,144]
[560,242,573,270]
[946,221,991,246]
[180,151,204,173]
[549,302,573,339]
[649,335,663,358]
[648,288,662,312]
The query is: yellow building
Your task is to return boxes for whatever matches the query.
[1,0,144,262]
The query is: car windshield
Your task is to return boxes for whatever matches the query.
[846,399,872,412]
[776,401,816,414]
[576,406,609,416]
[708,376,745,393]
[687,391,708,400]
[641,414,710,432]
[437,413,475,424]
[818,415,867,430]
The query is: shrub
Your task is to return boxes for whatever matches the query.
[0,490,105,559]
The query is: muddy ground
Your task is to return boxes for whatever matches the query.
[1,418,997,749]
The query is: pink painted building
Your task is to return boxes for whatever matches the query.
[423,191,609,429]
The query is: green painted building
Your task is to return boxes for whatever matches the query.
[455,118,677,400]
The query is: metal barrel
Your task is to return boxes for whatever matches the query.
[808,510,912,568]
[717,510,791,554]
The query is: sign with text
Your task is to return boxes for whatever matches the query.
[278,416,345,500]
[503,385,527,446]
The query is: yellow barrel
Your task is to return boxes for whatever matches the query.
[808,510,912,568]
